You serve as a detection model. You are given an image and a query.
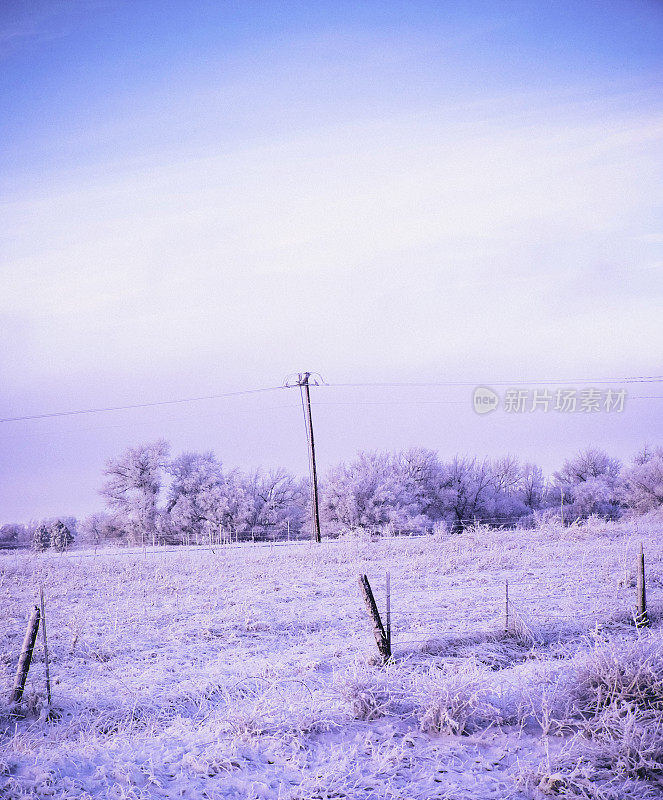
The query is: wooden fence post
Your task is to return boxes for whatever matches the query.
[636,542,649,628]
[40,587,52,707]
[11,605,41,703]
[505,578,509,633]
[358,574,391,663]
[386,571,391,654]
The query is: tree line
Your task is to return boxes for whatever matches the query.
[1,441,662,550]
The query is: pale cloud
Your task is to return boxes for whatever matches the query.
[3,96,661,372]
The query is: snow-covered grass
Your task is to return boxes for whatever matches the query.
[1,517,662,799]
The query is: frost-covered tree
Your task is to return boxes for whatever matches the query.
[396,447,447,523]
[88,438,663,545]
[398,450,529,530]
[518,462,546,513]
[101,440,170,545]
[322,449,541,534]
[556,448,621,485]
[212,469,254,540]
[238,468,307,540]
[436,456,497,531]
[620,447,663,514]
[480,456,531,525]
[49,520,74,552]
[32,523,50,551]
[490,455,522,496]
[167,451,227,544]
[552,448,622,521]
[322,450,431,535]
[166,453,306,543]
[632,444,663,466]
[79,512,127,546]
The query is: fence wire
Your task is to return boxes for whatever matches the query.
[2,541,661,709]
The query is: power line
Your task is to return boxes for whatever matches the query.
[324,376,663,388]
[0,385,286,424]
[2,375,661,425]
[309,397,663,405]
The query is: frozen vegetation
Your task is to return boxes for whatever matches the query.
[2,514,663,799]
[3,443,663,551]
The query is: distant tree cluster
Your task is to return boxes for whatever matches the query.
[321,450,547,534]
[87,440,663,545]
[92,441,307,546]
[26,518,76,552]
[321,445,663,534]
[0,522,29,550]
[3,442,662,549]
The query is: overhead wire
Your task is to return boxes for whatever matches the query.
[0,385,286,424]
[323,377,663,388]
[2,375,662,426]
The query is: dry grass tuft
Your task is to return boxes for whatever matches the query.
[415,661,502,735]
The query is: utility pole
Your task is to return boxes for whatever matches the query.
[297,372,322,543]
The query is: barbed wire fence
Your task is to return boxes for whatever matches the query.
[1,540,660,719]
[357,546,660,664]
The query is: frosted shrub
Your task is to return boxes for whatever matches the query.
[524,636,663,738]
[581,514,613,535]
[522,636,663,798]
[420,629,538,669]
[431,520,449,541]
[221,678,338,739]
[580,704,663,778]
[532,508,565,534]
[564,636,663,720]
[338,663,411,721]
[415,662,502,735]
[338,526,373,543]
[523,708,663,799]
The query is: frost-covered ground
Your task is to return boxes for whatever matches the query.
[2,517,663,799]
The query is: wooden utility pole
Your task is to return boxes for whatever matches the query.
[298,372,322,543]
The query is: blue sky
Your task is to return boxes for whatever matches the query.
[1,0,662,521]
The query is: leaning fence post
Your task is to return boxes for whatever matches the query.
[40,587,52,707]
[358,574,391,663]
[11,605,41,703]
[386,571,391,653]
[636,542,649,628]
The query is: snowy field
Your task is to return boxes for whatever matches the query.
[2,518,663,799]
